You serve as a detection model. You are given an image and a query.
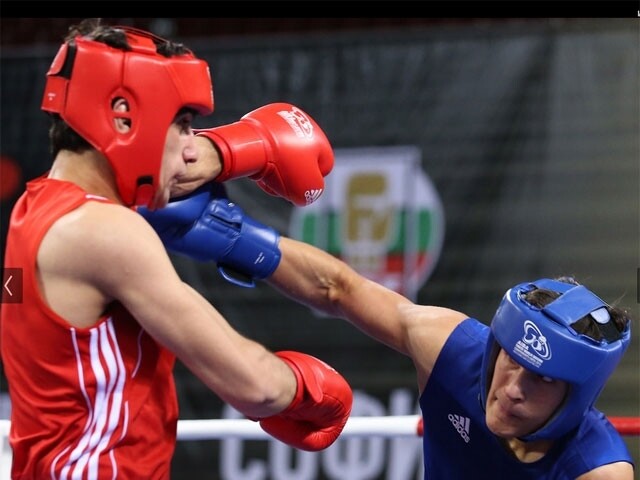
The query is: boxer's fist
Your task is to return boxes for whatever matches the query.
[137,185,216,241]
[258,351,352,451]
[197,103,333,207]
[138,183,281,287]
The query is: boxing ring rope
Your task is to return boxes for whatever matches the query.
[176,415,424,440]
[185,415,640,438]
[2,415,637,442]
[174,415,640,440]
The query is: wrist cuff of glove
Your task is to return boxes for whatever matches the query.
[201,200,281,285]
[196,124,268,182]
[275,351,325,414]
[242,352,309,423]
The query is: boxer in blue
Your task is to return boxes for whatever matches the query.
[140,187,634,479]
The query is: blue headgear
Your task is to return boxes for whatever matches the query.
[480,279,630,441]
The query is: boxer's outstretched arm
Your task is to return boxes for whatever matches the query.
[139,193,467,390]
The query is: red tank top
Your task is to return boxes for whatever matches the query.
[1,176,178,479]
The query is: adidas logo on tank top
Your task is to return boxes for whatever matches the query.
[448,413,470,443]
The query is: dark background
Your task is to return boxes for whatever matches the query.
[1,15,638,479]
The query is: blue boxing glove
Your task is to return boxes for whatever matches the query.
[137,184,214,243]
[138,184,281,287]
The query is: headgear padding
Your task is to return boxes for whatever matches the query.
[480,279,630,441]
[41,27,214,206]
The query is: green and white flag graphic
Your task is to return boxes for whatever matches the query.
[289,146,445,301]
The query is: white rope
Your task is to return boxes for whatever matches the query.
[176,415,421,440]
[0,415,420,450]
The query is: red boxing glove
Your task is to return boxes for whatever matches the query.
[259,351,352,451]
[197,103,334,207]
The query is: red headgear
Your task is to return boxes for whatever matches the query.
[41,27,214,206]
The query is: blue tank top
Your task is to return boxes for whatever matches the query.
[419,318,633,479]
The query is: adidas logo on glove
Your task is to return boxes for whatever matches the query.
[305,189,324,205]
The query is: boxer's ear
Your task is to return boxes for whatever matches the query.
[112,97,131,132]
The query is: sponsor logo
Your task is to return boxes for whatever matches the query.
[512,320,551,368]
[305,189,324,205]
[289,146,445,301]
[278,107,314,138]
[448,414,470,443]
